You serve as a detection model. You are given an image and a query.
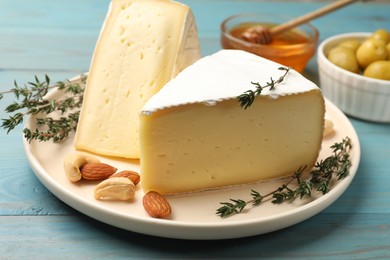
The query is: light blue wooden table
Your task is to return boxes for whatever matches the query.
[1,0,390,259]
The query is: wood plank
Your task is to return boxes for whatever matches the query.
[0,130,74,215]
[0,71,84,90]
[1,213,389,258]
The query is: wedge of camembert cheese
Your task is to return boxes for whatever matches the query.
[75,0,201,158]
[140,50,325,195]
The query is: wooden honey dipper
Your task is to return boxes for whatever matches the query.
[245,0,361,45]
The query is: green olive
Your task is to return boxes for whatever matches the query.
[338,39,361,52]
[370,28,390,44]
[356,38,388,69]
[327,46,360,73]
[387,42,390,60]
[363,60,390,80]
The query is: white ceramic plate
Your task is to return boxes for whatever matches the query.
[23,92,360,240]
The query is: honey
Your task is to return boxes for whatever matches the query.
[221,21,318,72]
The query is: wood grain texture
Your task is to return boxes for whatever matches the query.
[1,0,390,258]
[1,214,389,259]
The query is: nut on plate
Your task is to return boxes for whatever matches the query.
[63,153,100,182]
[323,119,334,137]
[143,191,172,219]
[94,177,135,200]
[110,170,140,185]
[80,163,117,180]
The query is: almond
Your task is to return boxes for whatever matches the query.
[142,191,171,219]
[110,170,140,185]
[80,163,117,180]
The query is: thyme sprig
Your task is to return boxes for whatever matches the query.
[216,137,352,218]
[237,66,291,109]
[2,66,290,142]
[1,75,86,142]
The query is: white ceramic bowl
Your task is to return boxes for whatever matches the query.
[317,32,390,123]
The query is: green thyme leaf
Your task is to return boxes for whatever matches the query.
[237,66,291,109]
[1,74,86,142]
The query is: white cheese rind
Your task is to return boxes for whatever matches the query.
[142,50,319,114]
[74,0,201,159]
[140,50,325,195]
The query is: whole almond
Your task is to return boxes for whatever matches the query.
[80,163,117,180]
[110,170,140,185]
[143,191,171,219]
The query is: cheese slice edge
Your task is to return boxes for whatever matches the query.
[74,0,201,159]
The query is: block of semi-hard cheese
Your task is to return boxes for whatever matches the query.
[140,50,325,195]
[75,0,201,158]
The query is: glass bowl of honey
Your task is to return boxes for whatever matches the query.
[221,13,319,73]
